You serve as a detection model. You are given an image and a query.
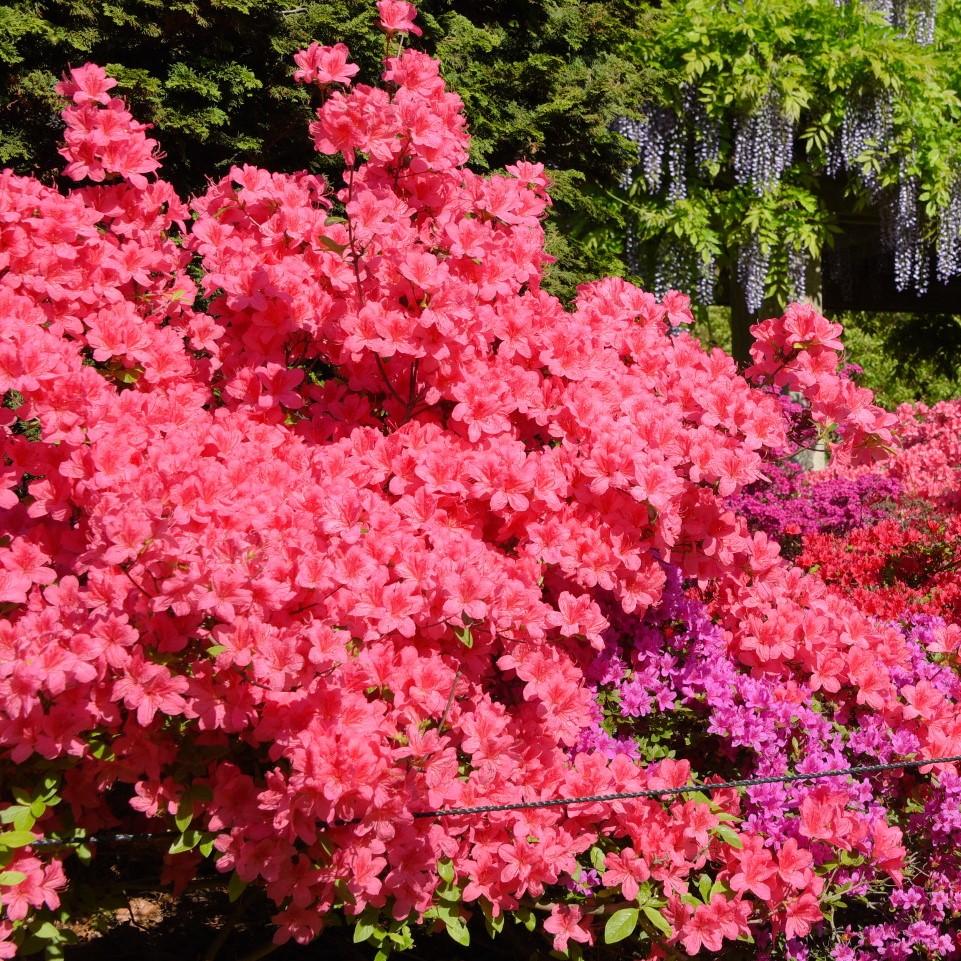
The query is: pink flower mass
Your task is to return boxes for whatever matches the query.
[377,0,423,36]
[1,5,960,959]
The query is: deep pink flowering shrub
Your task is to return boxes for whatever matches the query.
[728,461,899,556]
[1,11,959,959]
[716,397,961,959]
[888,399,961,506]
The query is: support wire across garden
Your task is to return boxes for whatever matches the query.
[26,752,961,848]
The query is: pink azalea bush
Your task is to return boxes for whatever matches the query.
[1,6,960,958]
[718,397,961,958]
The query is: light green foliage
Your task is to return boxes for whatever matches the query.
[839,311,961,407]
[604,906,639,943]
[603,0,961,313]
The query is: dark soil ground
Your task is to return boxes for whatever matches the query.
[63,885,544,961]
[59,839,554,961]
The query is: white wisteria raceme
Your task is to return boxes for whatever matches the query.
[653,237,715,303]
[614,111,677,192]
[936,181,961,283]
[688,87,721,174]
[864,0,938,43]
[733,93,794,196]
[613,0,958,310]
[738,234,771,314]
[825,93,893,188]
[883,165,928,293]
[788,246,809,302]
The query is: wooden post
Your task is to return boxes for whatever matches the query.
[728,274,754,367]
[804,255,828,471]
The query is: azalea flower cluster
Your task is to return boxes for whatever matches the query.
[798,509,961,622]
[0,6,956,958]
[886,399,961,506]
[789,399,961,616]
[704,397,961,959]
[729,461,899,557]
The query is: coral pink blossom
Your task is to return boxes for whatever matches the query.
[377,0,422,34]
[543,904,592,952]
[0,4,952,957]
[293,43,359,86]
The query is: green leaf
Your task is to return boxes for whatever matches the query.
[318,235,348,255]
[697,873,713,902]
[353,920,376,944]
[455,625,473,648]
[516,906,536,932]
[642,905,673,937]
[0,830,36,849]
[713,810,740,823]
[33,921,60,941]
[387,923,413,949]
[444,915,470,946]
[206,644,226,656]
[436,858,455,884]
[89,740,115,761]
[228,872,247,903]
[710,875,729,898]
[11,787,31,806]
[589,845,607,872]
[0,807,24,824]
[484,908,504,937]
[168,829,201,854]
[714,825,743,848]
[436,880,461,903]
[635,881,655,906]
[431,902,454,923]
[604,907,639,944]
[0,870,26,886]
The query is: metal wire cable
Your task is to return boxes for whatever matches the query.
[411,753,961,818]
[24,753,961,848]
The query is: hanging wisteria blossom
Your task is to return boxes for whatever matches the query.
[826,92,893,190]
[652,237,715,304]
[936,179,961,283]
[738,234,771,314]
[788,246,809,302]
[679,86,719,172]
[696,250,717,304]
[859,0,938,42]
[883,164,929,293]
[870,0,910,28]
[915,0,938,44]
[733,92,794,196]
[614,0,957,309]
[614,112,671,192]
[624,222,641,274]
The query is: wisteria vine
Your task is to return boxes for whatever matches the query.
[616,0,960,312]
